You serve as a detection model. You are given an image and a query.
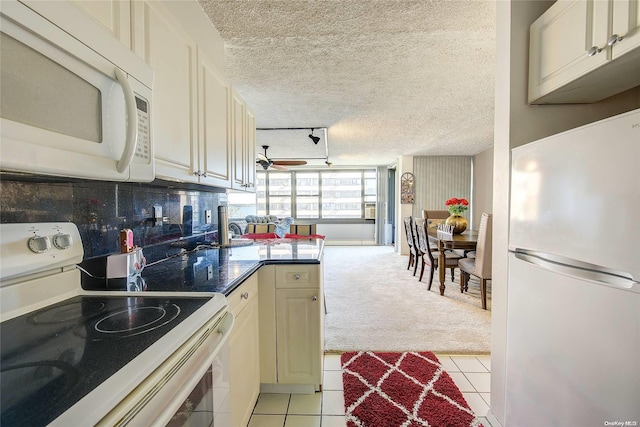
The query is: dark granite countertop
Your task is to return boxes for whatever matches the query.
[136,238,324,296]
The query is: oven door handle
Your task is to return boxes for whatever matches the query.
[96,310,235,427]
[153,311,235,424]
[114,68,138,174]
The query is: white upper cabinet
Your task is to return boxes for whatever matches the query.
[133,1,199,183]
[231,88,257,192]
[245,106,257,191]
[131,0,253,189]
[529,0,640,104]
[70,0,131,48]
[199,52,232,188]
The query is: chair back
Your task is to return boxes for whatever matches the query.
[414,218,435,263]
[289,224,317,236]
[403,216,416,251]
[473,213,493,279]
[246,223,276,234]
[422,210,450,228]
[422,210,450,219]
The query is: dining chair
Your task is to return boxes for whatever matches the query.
[459,213,492,310]
[403,216,422,275]
[414,217,462,288]
[289,224,317,235]
[246,223,276,234]
[422,210,450,228]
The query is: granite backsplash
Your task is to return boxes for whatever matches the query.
[0,176,227,263]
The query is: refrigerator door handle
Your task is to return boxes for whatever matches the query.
[512,249,640,292]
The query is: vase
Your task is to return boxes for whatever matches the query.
[445,214,468,234]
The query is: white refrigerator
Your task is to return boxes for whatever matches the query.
[506,109,640,426]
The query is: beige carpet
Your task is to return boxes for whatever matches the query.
[323,246,491,354]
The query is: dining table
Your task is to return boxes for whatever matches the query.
[426,227,479,296]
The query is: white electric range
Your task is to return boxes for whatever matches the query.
[0,222,233,426]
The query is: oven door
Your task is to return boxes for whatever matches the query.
[95,311,234,427]
[0,1,153,182]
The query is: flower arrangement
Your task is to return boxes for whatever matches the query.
[445,197,469,215]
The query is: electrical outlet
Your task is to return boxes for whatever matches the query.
[207,265,213,280]
[205,210,212,224]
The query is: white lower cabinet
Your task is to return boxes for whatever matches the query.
[259,264,324,392]
[228,274,260,427]
[275,288,322,384]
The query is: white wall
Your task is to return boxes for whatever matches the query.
[472,147,494,229]
[396,155,414,255]
[318,223,376,245]
[491,2,640,425]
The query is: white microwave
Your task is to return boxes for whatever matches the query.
[0,1,154,182]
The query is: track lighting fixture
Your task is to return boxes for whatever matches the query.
[309,128,320,145]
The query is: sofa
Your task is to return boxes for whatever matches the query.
[244,215,294,238]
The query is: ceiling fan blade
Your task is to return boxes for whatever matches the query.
[271,164,289,171]
[272,160,307,166]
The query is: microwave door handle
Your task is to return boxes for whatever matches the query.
[114,68,138,174]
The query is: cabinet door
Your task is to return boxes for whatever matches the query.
[528,0,609,103]
[245,106,257,191]
[611,0,640,59]
[134,1,198,183]
[231,90,246,190]
[199,53,232,188]
[71,0,131,47]
[229,295,260,427]
[275,288,322,384]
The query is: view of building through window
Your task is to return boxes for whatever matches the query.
[247,169,376,219]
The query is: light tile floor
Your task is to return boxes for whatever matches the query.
[248,353,492,427]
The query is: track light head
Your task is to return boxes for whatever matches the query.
[308,129,320,145]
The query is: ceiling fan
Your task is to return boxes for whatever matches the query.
[256,145,307,170]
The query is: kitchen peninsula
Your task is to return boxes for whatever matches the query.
[135,238,324,296]
[142,237,325,427]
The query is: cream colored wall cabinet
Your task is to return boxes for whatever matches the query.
[17,0,131,50]
[231,88,257,192]
[228,274,260,427]
[132,1,233,187]
[529,0,640,104]
[132,1,199,183]
[259,264,323,391]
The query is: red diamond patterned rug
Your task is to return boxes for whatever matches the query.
[341,351,484,427]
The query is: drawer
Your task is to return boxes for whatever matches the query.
[275,264,319,289]
[228,273,258,318]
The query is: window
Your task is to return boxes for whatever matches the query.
[256,169,376,219]
[296,172,319,218]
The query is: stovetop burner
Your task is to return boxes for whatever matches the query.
[28,300,107,325]
[93,303,180,337]
[0,294,211,427]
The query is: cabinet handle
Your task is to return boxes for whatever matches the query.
[607,34,624,47]
[294,274,301,280]
[588,46,602,57]
[241,292,249,299]
[312,296,318,301]
[194,170,201,177]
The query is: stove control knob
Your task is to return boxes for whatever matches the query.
[53,233,73,250]
[28,235,51,253]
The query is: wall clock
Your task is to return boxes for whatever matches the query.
[401,172,414,204]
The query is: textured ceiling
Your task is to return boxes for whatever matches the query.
[199,0,496,167]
